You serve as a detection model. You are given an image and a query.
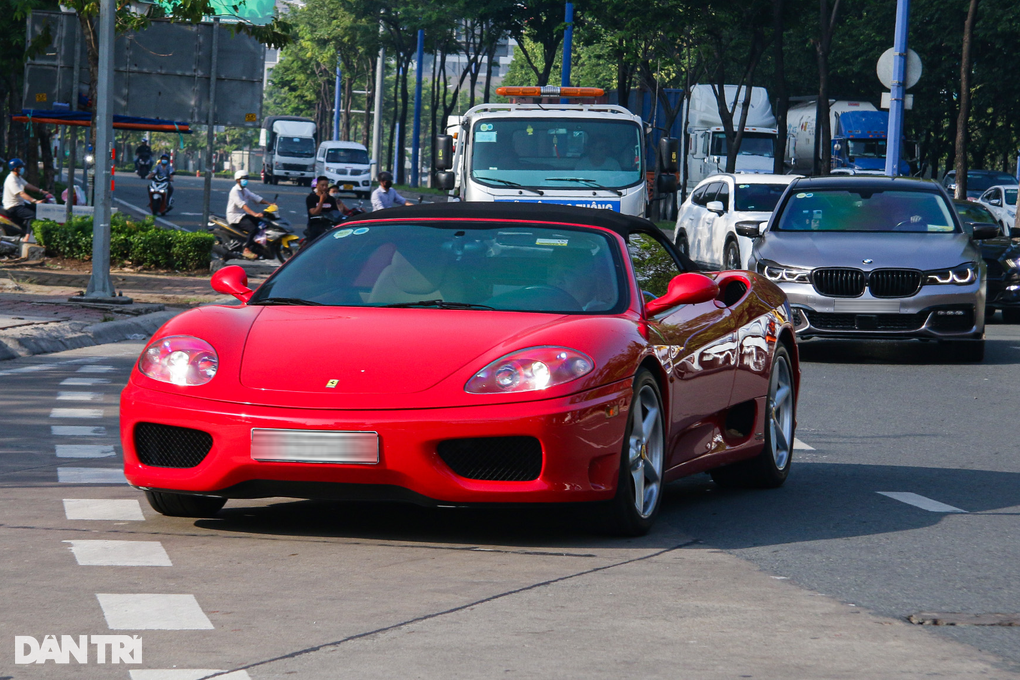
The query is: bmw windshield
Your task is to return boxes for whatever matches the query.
[470,119,643,190]
[775,189,959,233]
[252,223,627,314]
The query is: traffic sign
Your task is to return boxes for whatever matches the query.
[877,48,922,90]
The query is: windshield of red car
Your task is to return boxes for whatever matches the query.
[775,189,959,233]
[251,223,628,313]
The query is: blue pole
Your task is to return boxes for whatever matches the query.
[411,28,424,188]
[560,2,573,104]
[884,0,909,176]
[333,53,342,141]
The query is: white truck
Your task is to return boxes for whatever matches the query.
[682,84,779,191]
[785,100,911,176]
[260,116,318,186]
[434,87,677,217]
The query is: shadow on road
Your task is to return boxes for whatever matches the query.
[798,337,1019,365]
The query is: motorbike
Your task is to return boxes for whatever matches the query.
[207,202,300,264]
[148,176,173,216]
[0,193,53,256]
[135,154,153,179]
[297,204,366,251]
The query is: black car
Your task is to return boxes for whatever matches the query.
[942,169,1018,200]
[955,199,1020,323]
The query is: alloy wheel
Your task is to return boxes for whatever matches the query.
[628,383,665,518]
[768,354,794,470]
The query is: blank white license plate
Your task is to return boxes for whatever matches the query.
[833,299,901,313]
[251,429,379,464]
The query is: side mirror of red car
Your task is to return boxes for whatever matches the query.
[211,265,253,303]
[645,273,720,315]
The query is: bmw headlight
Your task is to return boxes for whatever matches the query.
[1004,257,1020,271]
[757,261,811,284]
[925,262,978,285]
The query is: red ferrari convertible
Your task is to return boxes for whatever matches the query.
[121,203,799,535]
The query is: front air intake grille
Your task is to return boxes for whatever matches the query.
[436,436,542,481]
[813,268,866,297]
[868,269,922,298]
[929,307,975,331]
[134,423,213,468]
[809,312,927,332]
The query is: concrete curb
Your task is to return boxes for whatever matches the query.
[0,309,179,361]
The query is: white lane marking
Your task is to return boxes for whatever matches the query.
[113,197,182,230]
[794,438,814,450]
[56,444,116,458]
[50,408,104,419]
[61,377,111,386]
[65,540,171,566]
[130,671,252,680]
[57,391,103,401]
[0,356,104,377]
[877,491,967,513]
[96,594,214,630]
[77,365,116,373]
[52,426,107,436]
[57,468,127,484]
[63,499,144,520]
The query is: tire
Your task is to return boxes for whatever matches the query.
[144,491,226,518]
[1003,308,1020,324]
[711,345,795,489]
[277,240,297,263]
[940,339,985,363]
[599,368,666,536]
[674,231,690,258]
[723,239,741,270]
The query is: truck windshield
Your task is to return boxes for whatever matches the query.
[735,184,788,212]
[277,137,316,158]
[775,189,958,233]
[710,132,775,158]
[847,140,887,159]
[470,119,642,190]
[326,148,369,164]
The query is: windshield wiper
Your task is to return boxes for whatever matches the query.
[251,298,324,306]
[545,177,623,196]
[481,178,544,196]
[381,299,494,310]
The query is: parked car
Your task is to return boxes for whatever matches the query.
[941,169,1017,200]
[955,199,1020,324]
[121,203,799,536]
[674,173,800,271]
[976,185,1017,231]
[745,176,997,362]
[314,141,373,199]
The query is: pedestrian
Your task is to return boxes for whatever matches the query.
[2,159,51,237]
[226,171,271,260]
[370,171,407,211]
[305,175,341,245]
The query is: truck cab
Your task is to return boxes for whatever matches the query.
[260,116,318,186]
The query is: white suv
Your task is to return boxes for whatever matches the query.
[674,173,800,270]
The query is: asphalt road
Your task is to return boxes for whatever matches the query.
[1,327,1019,677]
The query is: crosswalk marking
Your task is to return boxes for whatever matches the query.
[63,499,144,520]
[57,468,127,484]
[77,365,116,373]
[65,540,171,566]
[0,356,105,377]
[52,426,107,436]
[50,408,104,419]
[56,444,115,458]
[61,377,111,386]
[794,438,814,450]
[877,491,967,513]
[57,391,103,401]
[130,671,252,680]
[97,594,214,630]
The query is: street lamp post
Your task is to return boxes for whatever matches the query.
[884,0,910,177]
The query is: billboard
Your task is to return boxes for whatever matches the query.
[23,11,265,127]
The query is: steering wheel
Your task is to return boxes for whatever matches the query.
[487,285,583,312]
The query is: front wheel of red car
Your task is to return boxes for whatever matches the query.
[601,369,666,536]
[144,491,226,518]
[711,345,795,489]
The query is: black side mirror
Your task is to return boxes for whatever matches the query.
[656,173,677,195]
[435,171,455,191]
[435,135,454,171]
[659,137,679,174]
[971,223,1000,240]
[1010,226,1020,239]
[735,221,763,238]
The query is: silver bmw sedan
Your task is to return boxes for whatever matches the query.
[744,176,998,362]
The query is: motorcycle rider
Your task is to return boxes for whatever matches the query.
[370,171,407,211]
[226,170,272,259]
[305,175,343,245]
[2,159,51,236]
[146,153,175,211]
[134,138,152,175]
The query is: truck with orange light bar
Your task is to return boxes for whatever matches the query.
[433,86,679,218]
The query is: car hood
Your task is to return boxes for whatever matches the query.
[757,231,979,271]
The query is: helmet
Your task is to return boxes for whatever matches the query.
[160,153,170,160]
[8,158,25,171]
[378,171,393,183]
[234,170,248,181]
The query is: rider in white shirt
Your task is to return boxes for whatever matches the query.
[370,171,408,211]
[2,158,51,236]
[226,171,271,259]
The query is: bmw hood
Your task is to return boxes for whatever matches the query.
[756,231,979,271]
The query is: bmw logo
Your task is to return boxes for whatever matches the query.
[863,259,874,264]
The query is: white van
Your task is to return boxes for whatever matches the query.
[314,141,372,199]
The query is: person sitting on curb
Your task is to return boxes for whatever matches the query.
[370,171,407,211]
[226,171,271,260]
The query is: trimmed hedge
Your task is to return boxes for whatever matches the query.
[32,213,214,271]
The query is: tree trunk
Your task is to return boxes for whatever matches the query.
[362,57,374,150]
[397,59,410,185]
[38,124,55,192]
[815,0,841,176]
[953,0,980,198]
[772,0,788,175]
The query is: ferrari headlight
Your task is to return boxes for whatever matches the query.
[139,335,218,386]
[757,261,811,284]
[925,263,978,286]
[465,347,593,394]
